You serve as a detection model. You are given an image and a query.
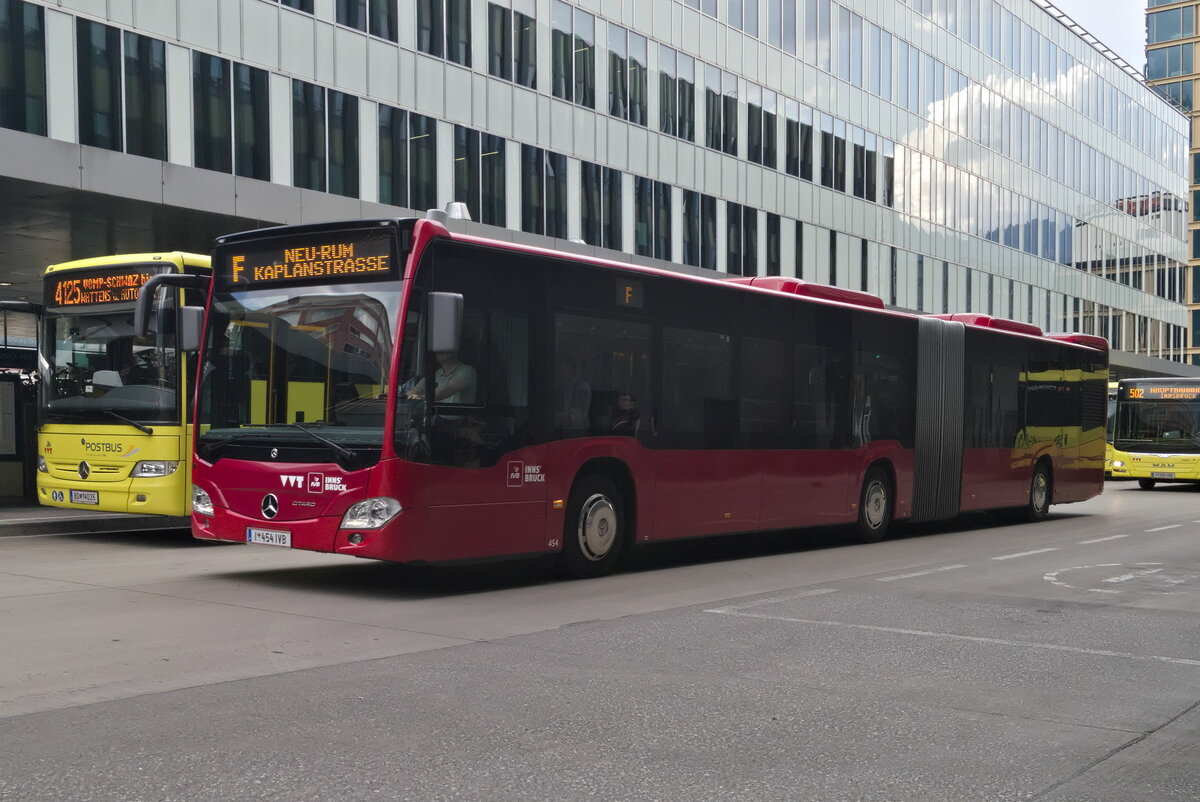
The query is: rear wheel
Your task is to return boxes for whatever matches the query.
[561,475,626,578]
[1021,462,1052,522]
[1137,479,1157,490]
[853,466,893,543]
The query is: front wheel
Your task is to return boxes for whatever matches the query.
[853,466,893,543]
[1137,479,1157,490]
[1021,462,1052,522]
[561,475,627,578]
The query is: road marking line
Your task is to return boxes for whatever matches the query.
[876,564,967,582]
[1078,535,1128,544]
[1104,568,1165,584]
[1145,525,1182,532]
[992,548,1058,561]
[705,610,1200,667]
[705,587,838,614]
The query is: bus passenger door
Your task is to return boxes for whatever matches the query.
[785,339,852,524]
[416,297,547,562]
[551,312,656,541]
[653,325,760,538]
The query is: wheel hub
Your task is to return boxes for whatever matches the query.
[864,481,887,529]
[1032,474,1048,511]
[578,493,617,561]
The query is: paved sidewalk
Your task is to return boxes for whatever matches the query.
[0,500,188,537]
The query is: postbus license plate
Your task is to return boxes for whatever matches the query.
[1151,472,1175,479]
[246,528,291,547]
[69,490,99,505]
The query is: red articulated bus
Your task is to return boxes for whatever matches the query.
[137,216,1108,578]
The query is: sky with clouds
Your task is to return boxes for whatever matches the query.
[1047,0,1148,73]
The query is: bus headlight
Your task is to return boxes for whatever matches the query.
[131,460,180,477]
[36,455,47,473]
[340,497,402,530]
[1112,460,1125,469]
[192,485,214,516]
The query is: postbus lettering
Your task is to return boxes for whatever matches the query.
[81,440,124,454]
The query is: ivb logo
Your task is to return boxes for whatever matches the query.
[507,461,524,488]
[281,472,345,493]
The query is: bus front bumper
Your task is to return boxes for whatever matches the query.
[37,473,189,516]
[1111,456,1200,482]
[193,507,413,561]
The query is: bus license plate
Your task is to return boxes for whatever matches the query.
[246,528,291,548]
[1151,472,1175,479]
[69,490,99,505]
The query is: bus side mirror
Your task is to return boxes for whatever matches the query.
[427,292,463,354]
[178,306,204,352]
[134,274,209,336]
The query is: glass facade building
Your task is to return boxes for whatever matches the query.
[0,0,1191,361]
[1146,0,1200,363]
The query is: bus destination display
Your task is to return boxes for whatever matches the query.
[1123,384,1200,401]
[47,267,163,307]
[224,231,395,288]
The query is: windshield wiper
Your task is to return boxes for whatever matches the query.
[277,422,357,463]
[103,410,154,435]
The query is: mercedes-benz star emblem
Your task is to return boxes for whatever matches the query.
[270,448,278,459]
[261,494,279,519]
[78,461,90,480]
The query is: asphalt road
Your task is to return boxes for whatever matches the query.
[1,481,1198,801]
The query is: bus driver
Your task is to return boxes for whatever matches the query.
[404,350,477,405]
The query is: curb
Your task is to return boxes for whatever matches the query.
[1,515,190,538]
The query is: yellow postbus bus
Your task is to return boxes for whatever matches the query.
[1110,377,1200,489]
[35,253,210,515]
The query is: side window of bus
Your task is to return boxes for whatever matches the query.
[964,331,1022,448]
[552,313,651,440]
[851,315,916,447]
[792,306,850,449]
[662,326,735,448]
[1081,359,1108,433]
[1026,342,1075,434]
[429,306,531,468]
[739,336,787,447]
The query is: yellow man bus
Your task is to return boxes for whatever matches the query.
[1110,377,1200,488]
[35,253,210,515]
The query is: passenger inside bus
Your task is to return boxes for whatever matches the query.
[611,392,641,436]
[554,357,593,434]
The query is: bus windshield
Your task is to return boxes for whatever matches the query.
[43,302,179,424]
[1115,396,1200,453]
[197,282,402,465]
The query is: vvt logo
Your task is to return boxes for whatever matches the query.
[280,474,306,488]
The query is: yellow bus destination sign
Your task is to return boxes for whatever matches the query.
[222,230,397,288]
[46,266,166,308]
[1123,384,1200,401]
